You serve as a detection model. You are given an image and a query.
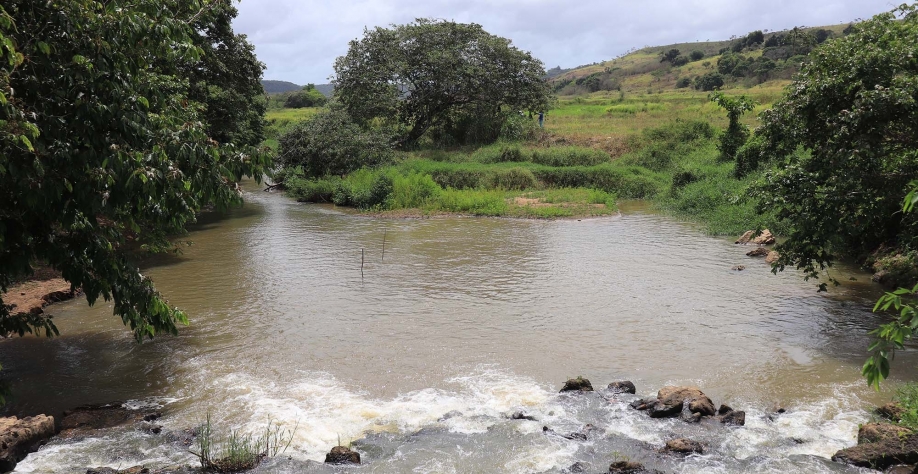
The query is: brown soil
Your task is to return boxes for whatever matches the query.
[2,268,79,316]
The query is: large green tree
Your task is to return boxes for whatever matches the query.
[333,19,552,147]
[0,0,270,341]
[753,3,918,289]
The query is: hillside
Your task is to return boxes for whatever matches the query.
[261,80,334,97]
[550,24,851,95]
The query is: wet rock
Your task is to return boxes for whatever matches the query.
[765,251,780,264]
[679,404,702,423]
[509,411,537,421]
[718,404,733,415]
[648,401,683,419]
[608,381,637,394]
[87,466,195,474]
[833,432,918,470]
[746,247,770,257]
[858,423,913,445]
[718,410,746,426]
[629,398,655,411]
[438,410,463,422]
[0,415,56,472]
[658,386,716,417]
[663,438,704,455]
[878,402,905,422]
[732,265,746,271]
[560,377,594,393]
[325,445,361,465]
[608,460,647,473]
[792,438,806,445]
[164,427,198,447]
[139,422,162,434]
[568,461,589,473]
[542,426,589,441]
[60,402,160,438]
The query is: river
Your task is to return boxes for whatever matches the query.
[2,185,914,473]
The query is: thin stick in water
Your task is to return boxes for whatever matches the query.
[361,248,365,279]
[382,229,387,263]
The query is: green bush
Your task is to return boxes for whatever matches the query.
[332,169,393,209]
[433,189,508,216]
[277,107,394,178]
[893,383,918,430]
[532,166,662,199]
[689,50,705,61]
[694,72,725,91]
[530,147,610,167]
[389,172,442,208]
[676,77,692,88]
[286,173,341,202]
[489,167,537,190]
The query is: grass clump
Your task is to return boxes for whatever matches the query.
[893,383,918,430]
[191,413,297,473]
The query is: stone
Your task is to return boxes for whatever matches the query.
[609,461,647,473]
[752,229,776,245]
[765,251,780,264]
[746,247,769,257]
[719,410,746,426]
[885,465,916,474]
[658,386,716,417]
[717,404,733,415]
[663,438,704,455]
[858,423,913,445]
[560,377,594,393]
[60,403,159,438]
[648,401,684,419]
[568,461,588,473]
[735,231,755,244]
[325,446,361,465]
[732,265,746,271]
[608,381,637,394]
[833,432,918,470]
[0,415,56,472]
[509,411,537,421]
[438,410,463,422]
[630,398,655,411]
[878,402,906,422]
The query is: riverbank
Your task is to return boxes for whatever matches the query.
[1,268,80,328]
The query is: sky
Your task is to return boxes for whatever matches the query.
[233,0,894,85]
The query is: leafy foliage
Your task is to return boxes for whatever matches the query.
[277,107,394,178]
[284,85,328,108]
[693,72,725,91]
[709,92,757,163]
[754,3,918,287]
[0,1,270,341]
[333,19,552,147]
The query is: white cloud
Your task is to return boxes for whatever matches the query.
[233,0,891,84]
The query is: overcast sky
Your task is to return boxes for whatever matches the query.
[233,0,894,85]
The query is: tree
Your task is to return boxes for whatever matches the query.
[660,48,681,63]
[333,19,552,148]
[0,0,270,341]
[283,87,327,108]
[694,72,725,91]
[689,50,705,61]
[710,92,757,162]
[753,3,918,289]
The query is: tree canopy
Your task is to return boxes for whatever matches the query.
[0,0,270,341]
[333,19,552,147]
[753,3,918,288]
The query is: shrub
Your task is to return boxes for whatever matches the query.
[530,147,610,167]
[672,56,689,67]
[676,77,692,89]
[283,88,327,108]
[500,113,541,142]
[489,167,537,190]
[694,72,725,91]
[286,172,341,203]
[277,107,395,178]
[689,50,705,61]
[389,172,442,208]
[672,169,700,189]
[332,169,393,209]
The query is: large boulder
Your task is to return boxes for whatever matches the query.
[765,251,780,264]
[560,377,594,393]
[833,431,918,470]
[657,386,716,417]
[736,229,775,245]
[0,415,55,472]
[716,404,746,426]
[325,446,360,465]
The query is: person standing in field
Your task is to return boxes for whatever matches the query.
[538,112,544,128]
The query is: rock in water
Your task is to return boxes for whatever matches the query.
[735,231,755,244]
[608,460,647,472]
[325,446,361,465]
[732,265,746,271]
[857,423,913,445]
[663,438,704,455]
[560,377,594,393]
[833,430,918,470]
[608,381,637,394]
[657,386,716,417]
[877,402,905,422]
[765,251,780,264]
[746,247,769,257]
[59,402,161,438]
[719,409,746,426]
[753,229,776,245]
[0,415,55,472]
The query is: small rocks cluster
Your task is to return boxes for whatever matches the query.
[736,229,780,265]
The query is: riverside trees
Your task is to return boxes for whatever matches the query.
[0,0,270,341]
[332,19,552,148]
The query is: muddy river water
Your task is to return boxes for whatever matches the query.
[2,185,916,473]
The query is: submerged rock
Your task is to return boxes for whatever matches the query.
[560,377,594,393]
[325,445,361,465]
[715,404,746,426]
[608,460,648,473]
[509,411,537,421]
[732,265,746,271]
[567,461,589,473]
[86,467,194,474]
[663,438,704,455]
[0,415,55,472]
[438,410,463,422]
[60,402,160,438]
[608,381,637,394]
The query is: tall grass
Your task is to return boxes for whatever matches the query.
[191,414,297,473]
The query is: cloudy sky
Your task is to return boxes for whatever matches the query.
[233,0,893,85]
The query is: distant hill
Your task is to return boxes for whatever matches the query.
[550,24,852,95]
[262,80,334,97]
